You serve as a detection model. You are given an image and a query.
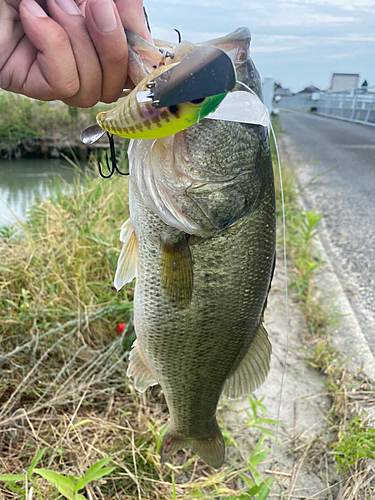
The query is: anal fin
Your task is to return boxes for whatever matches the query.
[114,218,137,291]
[127,340,158,393]
[160,236,193,308]
[223,322,272,398]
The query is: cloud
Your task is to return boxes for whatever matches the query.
[266,12,357,27]
[325,52,352,59]
[287,0,375,12]
[251,33,375,54]
[146,0,235,6]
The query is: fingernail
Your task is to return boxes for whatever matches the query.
[91,0,117,32]
[54,0,81,15]
[22,0,48,17]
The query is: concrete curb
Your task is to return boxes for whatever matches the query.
[317,112,375,128]
[279,107,375,128]
[311,229,375,380]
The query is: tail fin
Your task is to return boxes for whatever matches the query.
[160,424,225,469]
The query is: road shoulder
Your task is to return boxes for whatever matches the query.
[280,132,375,381]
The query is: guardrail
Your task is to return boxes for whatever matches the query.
[278,87,375,126]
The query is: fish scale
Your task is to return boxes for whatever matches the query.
[127,122,275,465]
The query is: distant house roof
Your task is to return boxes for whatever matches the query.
[297,85,320,94]
[328,73,359,92]
[274,87,292,97]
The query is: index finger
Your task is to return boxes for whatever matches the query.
[114,0,153,43]
[85,0,128,103]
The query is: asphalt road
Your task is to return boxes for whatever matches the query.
[280,110,375,352]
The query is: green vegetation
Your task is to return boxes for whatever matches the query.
[272,116,375,498]
[0,451,115,500]
[330,415,375,474]
[0,157,131,337]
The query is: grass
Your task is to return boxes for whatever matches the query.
[272,115,375,499]
[0,452,116,500]
[0,148,276,499]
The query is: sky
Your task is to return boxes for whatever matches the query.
[143,0,375,93]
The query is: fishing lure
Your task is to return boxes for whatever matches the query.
[81,45,270,178]
[96,65,228,141]
[84,46,235,141]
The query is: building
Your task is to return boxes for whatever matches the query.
[328,73,359,92]
[296,85,320,94]
[274,86,292,102]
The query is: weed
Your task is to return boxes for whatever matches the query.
[243,396,279,440]
[34,457,116,500]
[330,415,375,475]
[0,451,116,500]
[0,164,131,338]
[238,436,274,499]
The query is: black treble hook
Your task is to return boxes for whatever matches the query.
[174,29,182,44]
[97,132,129,179]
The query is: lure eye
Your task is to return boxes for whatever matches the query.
[189,98,205,105]
[168,104,179,114]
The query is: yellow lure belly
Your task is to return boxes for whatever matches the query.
[96,64,227,140]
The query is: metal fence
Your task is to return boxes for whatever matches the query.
[278,87,375,126]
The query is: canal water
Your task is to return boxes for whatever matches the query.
[0,158,79,228]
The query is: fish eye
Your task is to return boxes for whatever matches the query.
[168,104,179,114]
[189,98,205,105]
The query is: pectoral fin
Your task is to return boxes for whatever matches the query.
[223,322,272,398]
[114,219,137,291]
[160,237,193,308]
[127,340,158,393]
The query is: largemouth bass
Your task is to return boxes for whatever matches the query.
[115,27,276,468]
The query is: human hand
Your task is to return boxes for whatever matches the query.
[0,0,152,107]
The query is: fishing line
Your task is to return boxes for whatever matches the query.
[269,121,290,471]
[236,79,290,470]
